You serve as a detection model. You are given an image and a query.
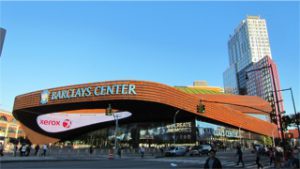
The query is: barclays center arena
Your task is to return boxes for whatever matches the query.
[13,80,278,149]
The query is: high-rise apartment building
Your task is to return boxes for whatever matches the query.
[228,16,272,71]
[223,16,284,138]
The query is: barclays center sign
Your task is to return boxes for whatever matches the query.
[40,84,137,104]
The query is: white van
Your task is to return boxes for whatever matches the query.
[165,146,187,156]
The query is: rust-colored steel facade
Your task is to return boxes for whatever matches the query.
[13,80,278,144]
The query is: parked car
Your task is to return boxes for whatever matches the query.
[189,144,212,156]
[165,146,187,156]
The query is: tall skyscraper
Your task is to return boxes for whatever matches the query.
[223,16,284,138]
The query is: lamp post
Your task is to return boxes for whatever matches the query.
[173,110,180,145]
[245,64,285,143]
[113,111,119,150]
[272,88,300,140]
[106,104,119,150]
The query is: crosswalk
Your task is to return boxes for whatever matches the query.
[221,161,272,169]
[143,157,274,169]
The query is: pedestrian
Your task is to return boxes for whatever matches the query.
[42,144,47,156]
[275,146,283,169]
[140,146,145,158]
[283,148,293,168]
[19,144,22,156]
[89,145,94,155]
[117,147,122,158]
[25,144,31,156]
[291,146,299,169]
[21,144,27,156]
[204,149,222,169]
[13,144,18,157]
[291,157,299,169]
[160,147,164,156]
[236,145,245,167]
[0,142,4,156]
[34,144,40,156]
[256,147,264,169]
[269,147,275,166]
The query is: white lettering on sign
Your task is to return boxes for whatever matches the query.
[37,111,132,133]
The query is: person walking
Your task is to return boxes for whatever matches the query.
[291,146,299,169]
[275,146,284,169]
[20,144,27,156]
[269,147,275,166]
[256,147,264,169]
[283,148,293,168]
[0,142,4,156]
[140,146,145,158]
[117,147,122,158]
[204,149,222,169]
[34,144,40,156]
[160,147,164,156]
[236,145,245,167]
[89,145,94,155]
[25,144,31,156]
[13,144,18,157]
[42,144,47,156]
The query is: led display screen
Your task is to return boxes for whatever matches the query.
[37,111,132,133]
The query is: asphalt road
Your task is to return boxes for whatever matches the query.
[1,151,276,169]
[1,159,200,169]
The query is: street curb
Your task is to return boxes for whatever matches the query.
[0,157,106,163]
[0,156,158,163]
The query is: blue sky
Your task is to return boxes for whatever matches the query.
[0,2,299,116]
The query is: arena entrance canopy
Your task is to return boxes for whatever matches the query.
[13,80,278,144]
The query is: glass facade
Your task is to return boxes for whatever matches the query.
[74,120,265,149]
[223,64,239,94]
[75,121,196,148]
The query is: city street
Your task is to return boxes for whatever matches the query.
[1,150,275,169]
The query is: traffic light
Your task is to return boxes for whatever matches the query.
[270,113,277,124]
[197,101,205,113]
[106,104,112,116]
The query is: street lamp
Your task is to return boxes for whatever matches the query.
[173,110,180,145]
[245,64,285,143]
[272,88,300,140]
[106,104,119,150]
[113,112,120,151]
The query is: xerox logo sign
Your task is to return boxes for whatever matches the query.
[39,120,60,126]
[37,111,132,133]
[39,119,72,128]
[62,119,72,128]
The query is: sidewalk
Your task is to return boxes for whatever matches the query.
[0,152,158,163]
